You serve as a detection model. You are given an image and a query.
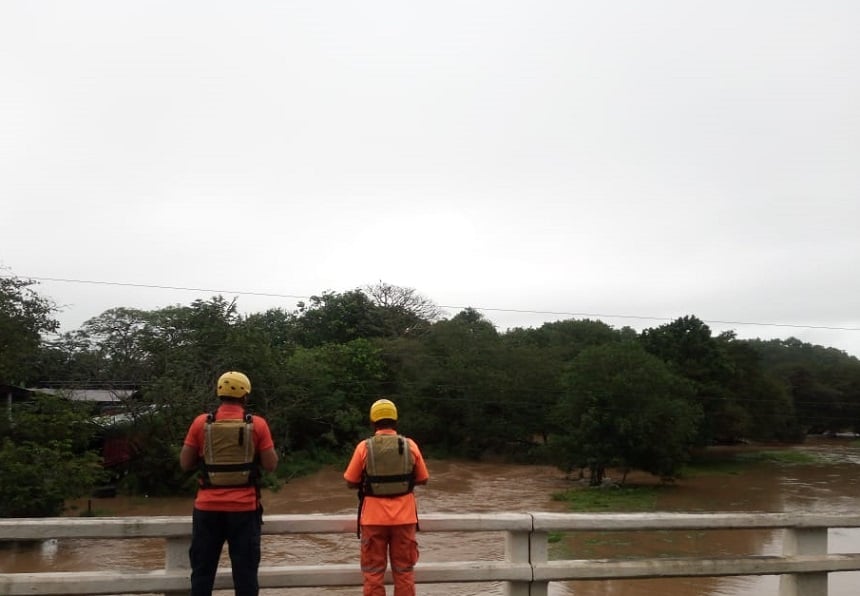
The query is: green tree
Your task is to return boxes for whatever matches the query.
[0,274,59,385]
[750,337,860,435]
[496,340,562,449]
[40,307,154,386]
[276,339,386,460]
[552,342,701,485]
[0,395,104,516]
[40,296,292,495]
[721,339,799,441]
[293,290,386,346]
[507,318,625,362]
[640,316,740,443]
[501,319,628,450]
[386,308,512,456]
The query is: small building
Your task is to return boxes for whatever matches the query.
[30,387,137,413]
[6,386,142,477]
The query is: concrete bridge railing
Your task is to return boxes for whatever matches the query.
[2,512,860,596]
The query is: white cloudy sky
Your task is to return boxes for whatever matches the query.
[2,1,859,356]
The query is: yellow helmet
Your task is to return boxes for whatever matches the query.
[369,398,398,422]
[217,371,251,398]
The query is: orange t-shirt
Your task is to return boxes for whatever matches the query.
[343,429,429,526]
[183,403,275,512]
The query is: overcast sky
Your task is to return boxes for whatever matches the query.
[2,1,859,357]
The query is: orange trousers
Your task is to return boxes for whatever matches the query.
[359,524,419,596]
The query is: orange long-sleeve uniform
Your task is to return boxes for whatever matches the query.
[344,429,429,596]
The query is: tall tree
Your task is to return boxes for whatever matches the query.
[640,316,738,443]
[390,308,509,456]
[276,338,386,456]
[56,307,153,385]
[553,342,701,485]
[293,290,385,346]
[363,281,442,336]
[0,274,59,385]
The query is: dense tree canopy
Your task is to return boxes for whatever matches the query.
[0,394,104,516]
[3,274,860,514]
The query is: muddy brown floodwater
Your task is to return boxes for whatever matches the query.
[2,438,859,595]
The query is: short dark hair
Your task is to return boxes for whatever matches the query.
[374,418,397,430]
[219,396,245,406]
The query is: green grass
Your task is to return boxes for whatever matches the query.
[681,448,819,477]
[551,485,662,512]
[736,449,818,464]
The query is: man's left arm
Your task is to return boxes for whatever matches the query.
[410,440,429,485]
[255,417,279,472]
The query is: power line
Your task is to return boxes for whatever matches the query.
[16,275,309,301]
[8,273,860,333]
[461,305,860,332]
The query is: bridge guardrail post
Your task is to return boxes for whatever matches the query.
[527,526,549,596]
[504,525,532,596]
[164,536,190,596]
[778,527,828,596]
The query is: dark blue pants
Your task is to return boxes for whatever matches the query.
[189,507,262,596]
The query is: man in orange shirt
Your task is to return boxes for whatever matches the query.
[180,371,278,596]
[344,398,429,596]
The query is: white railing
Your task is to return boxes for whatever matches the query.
[2,512,860,596]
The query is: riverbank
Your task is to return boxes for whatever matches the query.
[550,439,841,513]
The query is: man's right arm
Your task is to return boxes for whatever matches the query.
[179,444,198,472]
[344,442,365,489]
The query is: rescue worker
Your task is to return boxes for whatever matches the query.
[179,370,278,596]
[344,398,429,596]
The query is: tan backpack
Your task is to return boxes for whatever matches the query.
[201,411,257,488]
[362,434,415,497]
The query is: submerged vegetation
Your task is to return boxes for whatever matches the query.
[552,486,664,512]
[553,446,827,514]
[734,449,821,465]
[681,448,822,477]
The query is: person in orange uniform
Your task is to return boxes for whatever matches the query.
[344,398,429,596]
[180,371,279,596]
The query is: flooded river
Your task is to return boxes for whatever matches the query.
[2,437,859,595]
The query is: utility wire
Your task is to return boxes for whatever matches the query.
[462,305,860,332]
[14,275,309,301]
[8,273,860,333]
